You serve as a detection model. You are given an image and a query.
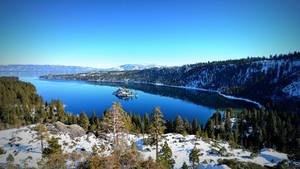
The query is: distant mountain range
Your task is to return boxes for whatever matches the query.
[115,64,161,71]
[0,64,161,77]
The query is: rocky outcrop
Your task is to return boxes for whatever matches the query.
[47,121,85,138]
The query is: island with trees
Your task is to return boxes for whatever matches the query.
[113,88,138,100]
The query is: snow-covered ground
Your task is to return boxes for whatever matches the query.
[282,80,300,97]
[130,134,289,168]
[0,125,293,168]
[0,125,108,168]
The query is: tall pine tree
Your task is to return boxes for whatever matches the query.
[149,107,166,162]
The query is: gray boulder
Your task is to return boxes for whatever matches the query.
[47,121,85,138]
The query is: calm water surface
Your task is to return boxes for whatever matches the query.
[21,77,255,126]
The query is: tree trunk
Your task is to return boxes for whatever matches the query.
[155,131,158,162]
[41,136,44,152]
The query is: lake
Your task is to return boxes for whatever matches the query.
[21,77,256,126]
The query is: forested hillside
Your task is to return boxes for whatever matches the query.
[0,77,78,129]
[41,52,300,112]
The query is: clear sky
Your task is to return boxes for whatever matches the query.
[0,0,299,68]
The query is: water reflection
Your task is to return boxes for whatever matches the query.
[88,81,255,110]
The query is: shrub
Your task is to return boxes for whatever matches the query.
[63,141,68,146]
[143,138,150,145]
[38,152,67,169]
[0,147,6,155]
[100,144,105,153]
[250,152,258,159]
[92,144,98,154]
[217,147,227,156]
[69,151,82,162]
[209,148,218,154]
[274,160,294,169]
[6,154,14,163]
[217,159,265,169]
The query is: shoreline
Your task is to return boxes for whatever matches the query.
[89,79,263,108]
[39,77,263,108]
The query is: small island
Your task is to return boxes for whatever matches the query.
[113,88,138,100]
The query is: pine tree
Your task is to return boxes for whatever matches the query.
[225,117,233,141]
[131,114,142,133]
[183,130,188,137]
[205,119,215,139]
[196,129,201,140]
[189,146,200,169]
[166,119,174,133]
[43,137,62,157]
[159,141,175,168]
[56,99,67,123]
[169,118,174,133]
[217,134,221,140]
[35,104,47,123]
[101,109,109,121]
[78,112,90,131]
[6,153,14,164]
[203,131,209,141]
[149,107,166,162]
[89,110,101,131]
[192,118,198,134]
[215,109,222,126]
[175,115,184,134]
[141,119,146,135]
[220,120,226,139]
[234,121,239,143]
[35,123,49,152]
[67,113,77,125]
[184,118,192,134]
[101,102,128,149]
[142,113,151,134]
[182,162,188,169]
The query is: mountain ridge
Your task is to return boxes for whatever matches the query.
[40,52,300,112]
[0,64,161,77]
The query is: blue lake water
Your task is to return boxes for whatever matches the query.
[21,77,255,126]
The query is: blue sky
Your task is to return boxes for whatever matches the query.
[0,0,299,68]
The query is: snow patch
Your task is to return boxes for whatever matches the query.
[282,80,300,97]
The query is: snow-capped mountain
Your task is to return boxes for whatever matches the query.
[116,64,161,71]
[0,65,101,77]
[0,64,161,77]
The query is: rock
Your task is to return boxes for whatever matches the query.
[47,121,85,138]
[96,131,109,140]
[87,131,95,137]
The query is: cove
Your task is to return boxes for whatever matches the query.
[21,77,256,126]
